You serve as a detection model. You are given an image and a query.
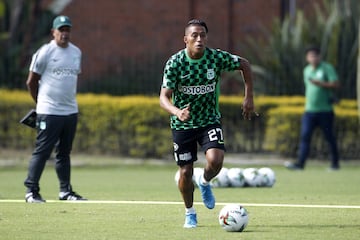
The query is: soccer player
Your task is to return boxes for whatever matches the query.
[24,16,86,203]
[285,46,340,170]
[160,19,256,228]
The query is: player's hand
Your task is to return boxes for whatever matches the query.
[310,79,323,87]
[242,97,258,120]
[176,104,191,122]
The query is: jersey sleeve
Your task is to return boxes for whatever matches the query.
[324,63,338,82]
[303,66,310,82]
[78,52,82,74]
[162,56,178,89]
[29,44,50,75]
[72,44,82,75]
[217,49,241,72]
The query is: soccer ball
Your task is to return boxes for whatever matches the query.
[227,168,246,187]
[218,204,249,232]
[243,168,262,187]
[174,167,204,187]
[258,167,276,187]
[210,167,230,188]
[174,169,180,186]
[192,167,204,187]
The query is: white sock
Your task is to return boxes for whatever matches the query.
[200,175,209,186]
[185,207,196,215]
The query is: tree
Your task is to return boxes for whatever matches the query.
[0,0,70,89]
[243,0,358,99]
[358,18,360,121]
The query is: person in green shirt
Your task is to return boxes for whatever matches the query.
[160,19,256,228]
[286,46,340,170]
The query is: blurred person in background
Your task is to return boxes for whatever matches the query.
[24,15,87,203]
[285,46,340,171]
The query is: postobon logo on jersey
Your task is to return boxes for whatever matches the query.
[52,68,78,76]
[179,82,216,95]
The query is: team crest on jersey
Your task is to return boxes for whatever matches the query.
[207,69,215,80]
[316,70,324,79]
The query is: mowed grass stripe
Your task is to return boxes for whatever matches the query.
[1,199,360,209]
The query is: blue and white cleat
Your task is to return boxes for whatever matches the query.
[183,213,197,228]
[198,175,215,209]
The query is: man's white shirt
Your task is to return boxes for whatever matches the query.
[30,40,81,115]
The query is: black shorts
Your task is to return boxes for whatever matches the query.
[171,124,226,166]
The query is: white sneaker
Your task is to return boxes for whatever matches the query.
[59,191,87,201]
[25,192,46,203]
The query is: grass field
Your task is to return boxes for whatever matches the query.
[0,157,359,240]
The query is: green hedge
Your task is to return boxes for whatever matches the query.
[265,106,360,159]
[0,89,359,159]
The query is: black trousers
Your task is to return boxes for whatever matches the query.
[297,111,339,168]
[24,113,77,193]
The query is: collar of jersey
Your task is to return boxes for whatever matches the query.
[184,48,208,63]
[308,61,325,70]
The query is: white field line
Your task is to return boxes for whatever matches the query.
[0,199,360,209]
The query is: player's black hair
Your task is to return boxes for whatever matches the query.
[305,45,321,55]
[186,19,208,33]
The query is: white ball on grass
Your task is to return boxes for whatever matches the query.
[175,167,205,188]
[211,167,230,188]
[258,167,276,187]
[174,169,180,186]
[227,168,246,187]
[192,167,204,187]
[218,204,249,232]
[243,168,262,187]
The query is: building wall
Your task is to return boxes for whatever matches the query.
[42,0,323,85]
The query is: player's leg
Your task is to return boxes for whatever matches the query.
[297,112,317,168]
[55,113,86,200]
[172,129,198,228]
[178,163,197,228]
[200,124,226,180]
[54,115,73,193]
[196,149,224,210]
[24,114,61,203]
[197,124,225,209]
[286,112,316,170]
[204,148,224,181]
[178,163,194,208]
[319,111,339,169]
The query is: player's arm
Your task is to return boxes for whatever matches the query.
[237,57,256,120]
[310,79,340,89]
[26,71,41,103]
[159,88,190,122]
[310,63,340,89]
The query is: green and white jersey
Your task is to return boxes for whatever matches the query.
[162,48,241,130]
[303,61,338,112]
